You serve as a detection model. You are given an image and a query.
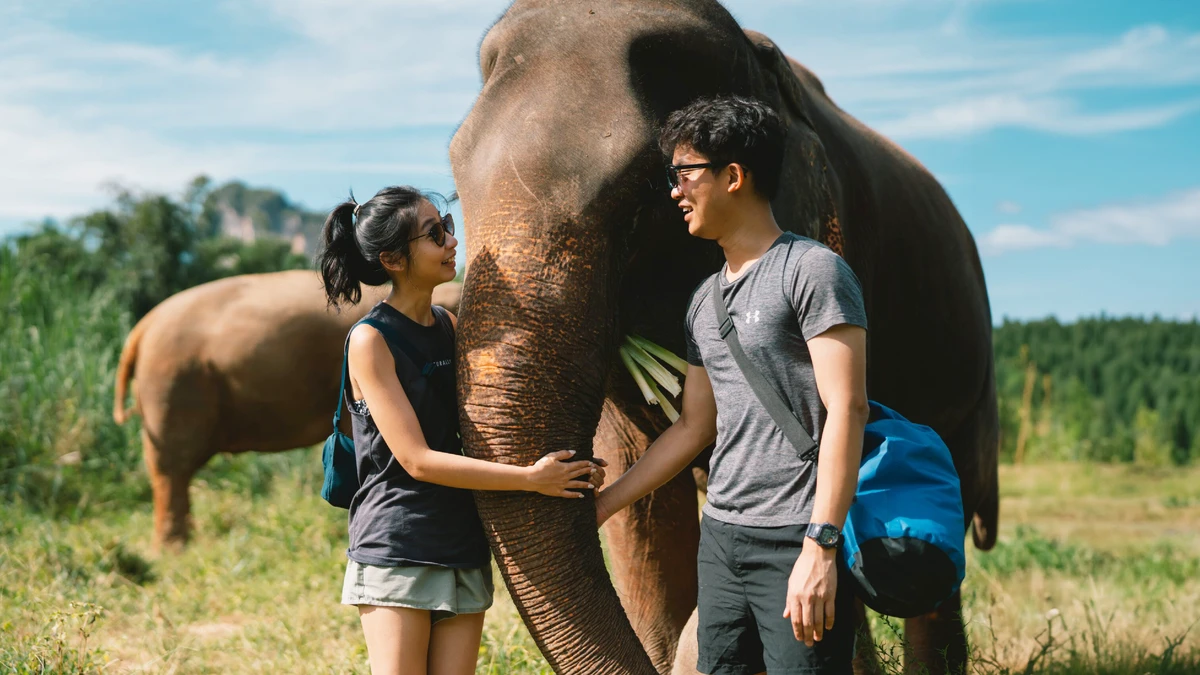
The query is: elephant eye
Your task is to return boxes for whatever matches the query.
[482,52,498,82]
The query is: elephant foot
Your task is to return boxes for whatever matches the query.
[150,472,193,552]
[904,591,967,675]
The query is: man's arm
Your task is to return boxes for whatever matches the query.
[783,323,869,646]
[594,364,718,526]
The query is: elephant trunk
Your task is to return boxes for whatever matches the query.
[457,218,658,674]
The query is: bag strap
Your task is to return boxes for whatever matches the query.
[710,274,818,462]
[332,338,351,431]
[330,315,436,430]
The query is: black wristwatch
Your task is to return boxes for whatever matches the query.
[805,522,842,549]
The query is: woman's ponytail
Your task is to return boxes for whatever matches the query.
[316,197,388,307]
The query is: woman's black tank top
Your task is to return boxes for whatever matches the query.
[344,302,489,569]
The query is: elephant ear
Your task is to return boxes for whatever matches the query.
[744,30,846,258]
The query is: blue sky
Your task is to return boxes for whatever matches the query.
[2,0,1197,322]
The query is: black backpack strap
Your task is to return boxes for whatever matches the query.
[710,274,819,462]
[332,335,351,431]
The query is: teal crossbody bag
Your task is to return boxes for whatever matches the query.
[320,316,447,508]
[319,320,367,509]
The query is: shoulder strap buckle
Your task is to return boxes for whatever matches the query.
[718,316,735,338]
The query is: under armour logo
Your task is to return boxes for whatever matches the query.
[742,310,761,324]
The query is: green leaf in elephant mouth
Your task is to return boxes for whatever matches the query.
[620,335,685,423]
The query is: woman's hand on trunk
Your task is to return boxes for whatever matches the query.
[525,450,600,498]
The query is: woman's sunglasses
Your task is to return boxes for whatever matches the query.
[409,213,455,247]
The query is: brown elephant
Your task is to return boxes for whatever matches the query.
[112,270,461,547]
[449,2,999,675]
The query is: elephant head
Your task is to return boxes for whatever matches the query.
[449,2,854,673]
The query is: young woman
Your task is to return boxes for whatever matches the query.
[317,186,606,675]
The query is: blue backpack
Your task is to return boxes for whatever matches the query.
[840,403,966,617]
[712,278,966,617]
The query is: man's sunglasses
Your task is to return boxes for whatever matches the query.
[666,162,723,189]
[409,213,455,247]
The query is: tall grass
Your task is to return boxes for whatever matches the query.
[0,245,308,519]
[0,247,144,517]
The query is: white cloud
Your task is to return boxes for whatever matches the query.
[763,18,1200,140]
[2,0,1199,230]
[1053,188,1200,246]
[981,188,1200,255]
[979,224,1071,255]
[996,200,1022,215]
[0,4,492,133]
[879,94,1200,139]
[0,100,448,224]
[0,1,494,228]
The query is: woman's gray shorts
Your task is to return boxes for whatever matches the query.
[341,559,495,624]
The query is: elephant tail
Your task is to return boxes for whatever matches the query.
[113,313,150,425]
[971,474,999,551]
[970,369,1001,551]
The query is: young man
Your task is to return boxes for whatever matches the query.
[595,96,869,675]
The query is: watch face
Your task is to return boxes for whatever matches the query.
[806,523,840,548]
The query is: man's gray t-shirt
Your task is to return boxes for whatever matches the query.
[685,233,868,527]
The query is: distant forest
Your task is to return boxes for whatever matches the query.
[993,318,1198,465]
[3,179,1197,500]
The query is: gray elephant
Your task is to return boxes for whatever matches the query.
[448,2,998,674]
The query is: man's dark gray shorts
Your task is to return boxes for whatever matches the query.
[696,517,857,675]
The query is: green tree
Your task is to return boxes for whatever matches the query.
[1133,406,1170,468]
[993,316,1199,465]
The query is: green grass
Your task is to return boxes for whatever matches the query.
[949,464,1200,675]
[0,451,559,674]
[1,459,1198,674]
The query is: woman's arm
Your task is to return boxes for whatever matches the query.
[349,325,597,498]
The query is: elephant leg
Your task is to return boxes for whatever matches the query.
[141,427,212,551]
[905,590,967,675]
[598,400,700,674]
[851,599,885,675]
[671,609,700,675]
